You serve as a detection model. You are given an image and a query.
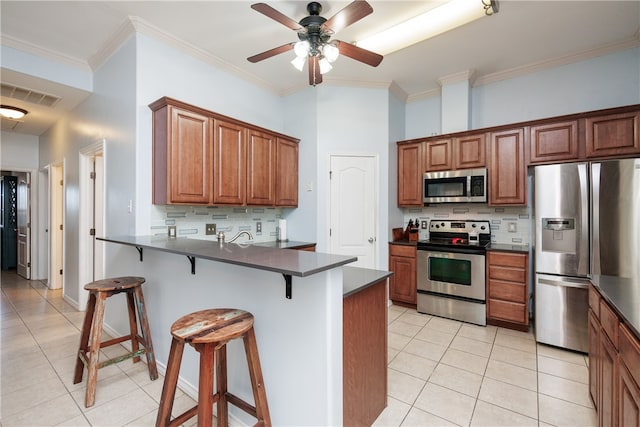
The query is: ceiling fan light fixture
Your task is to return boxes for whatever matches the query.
[323,43,340,63]
[294,40,311,58]
[319,57,333,74]
[0,105,28,120]
[356,0,498,55]
[291,55,306,71]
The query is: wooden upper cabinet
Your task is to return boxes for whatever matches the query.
[489,128,526,206]
[454,133,486,169]
[152,104,212,205]
[213,119,246,205]
[246,129,275,206]
[397,142,423,207]
[586,111,640,158]
[424,139,453,171]
[529,120,579,164]
[275,137,299,207]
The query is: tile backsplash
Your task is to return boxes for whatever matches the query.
[150,205,285,242]
[402,204,532,245]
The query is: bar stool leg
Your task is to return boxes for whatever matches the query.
[156,338,185,427]
[216,345,228,427]
[135,286,158,380]
[243,327,271,425]
[126,291,141,363]
[74,292,97,384]
[197,343,215,427]
[85,292,107,407]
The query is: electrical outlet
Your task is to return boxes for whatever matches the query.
[168,225,177,238]
[421,220,428,229]
[508,222,517,233]
[256,222,262,233]
[205,223,217,235]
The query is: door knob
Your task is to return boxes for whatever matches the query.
[368,237,375,243]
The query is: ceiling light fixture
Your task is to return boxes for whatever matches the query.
[0,105,28,120]
[356,0,499,56]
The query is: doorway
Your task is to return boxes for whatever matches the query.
[1,171,31,278]
[329,155,378,269]
[79,142,104,311]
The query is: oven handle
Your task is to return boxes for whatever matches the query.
[417,246,487,256]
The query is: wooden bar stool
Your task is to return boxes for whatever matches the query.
[156,308,271,427]
[73,276,158,407]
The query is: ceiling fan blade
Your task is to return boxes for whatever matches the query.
[247,43,295,63]
[334,40,383,67]
[322,1,373,34]
[251,3,303,31]
[309,55,322,86]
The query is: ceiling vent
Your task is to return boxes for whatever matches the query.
[1,83,61,107]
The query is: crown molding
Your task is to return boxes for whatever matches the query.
[87,17,136,71]
[475,35,640,87]
[406,87,442,103]
[0,34,91,71]
[437,69,476,87]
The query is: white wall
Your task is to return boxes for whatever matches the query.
[1,132,40,169]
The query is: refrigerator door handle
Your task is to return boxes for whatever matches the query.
[537,275,590,290]
[577,163,589,277]
[591,162,601,275]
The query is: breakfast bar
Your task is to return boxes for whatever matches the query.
[98,235,389,426]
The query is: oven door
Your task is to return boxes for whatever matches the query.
[417,249,486,301]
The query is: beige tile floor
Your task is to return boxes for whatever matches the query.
[2,271,597,426]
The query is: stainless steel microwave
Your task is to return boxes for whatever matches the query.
[423,168,487,204]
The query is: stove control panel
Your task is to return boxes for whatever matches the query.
[429,220,491,234]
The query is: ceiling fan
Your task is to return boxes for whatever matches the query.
[247,1,383,86]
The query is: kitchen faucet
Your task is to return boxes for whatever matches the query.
[227,230,254,243]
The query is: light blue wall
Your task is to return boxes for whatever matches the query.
[405,95,441,140]
[472,48,640,128]
[1,131,39,169]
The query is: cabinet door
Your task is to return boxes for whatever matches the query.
[619,364,640,427]
[489,128,526,205]
[586,111,640,158]
[246,129,275,206]
[589,309,600,409]
[600,332,618,427]
[213,119,246,205]
[529,120,579,164]
[389,248,416,305]
[165,107,212,204]
[275,138,299,207]
[397,143,423,206]
[454,133,486,169]
[424,139,453,171]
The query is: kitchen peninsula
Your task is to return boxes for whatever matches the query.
[98,235,390,426]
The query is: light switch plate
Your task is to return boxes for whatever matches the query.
[508,222,517,233]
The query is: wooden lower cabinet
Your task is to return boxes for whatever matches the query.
[343,278,387,426]
[486,251,529,331]
[590,285,640,427]
[388,244,417,307]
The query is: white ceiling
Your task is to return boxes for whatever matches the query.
[1,1,639,136]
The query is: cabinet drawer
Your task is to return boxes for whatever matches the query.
[489,279,527,304]
[589,285,601,318]
[488,299,527,324]
[620,323,640,388]
[488,251,527,268]
[389,244,416,258]
[599,299,619,347]
[489,265,526,283]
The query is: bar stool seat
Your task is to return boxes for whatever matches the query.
[73,276,158,407]
[156,308,270,427]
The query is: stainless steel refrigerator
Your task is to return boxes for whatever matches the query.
[534,158,640,353]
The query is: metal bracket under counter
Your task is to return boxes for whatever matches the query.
[131,244,294,297]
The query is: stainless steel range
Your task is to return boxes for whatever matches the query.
[417,220,491,326]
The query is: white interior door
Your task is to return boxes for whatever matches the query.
[49,164,64,289]
[16,172,30,279]
[94,154,104,282]
[329,155,378,268]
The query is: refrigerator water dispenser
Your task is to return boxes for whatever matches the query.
[541,218,576,254]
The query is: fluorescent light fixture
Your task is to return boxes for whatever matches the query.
[357,0,498,55]
[0,105,28,120]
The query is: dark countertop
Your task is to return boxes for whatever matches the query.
[98,235,356,277]
[487,243,530,253]
[590,275,640,339]
[343,266,393,298]
[251,240,316,250]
